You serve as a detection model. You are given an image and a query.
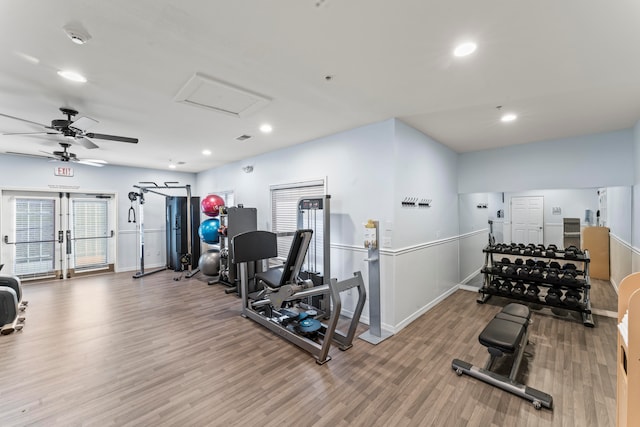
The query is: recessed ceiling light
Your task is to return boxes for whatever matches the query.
[259,124,273,133]
[453,42,477,57]
[501,113,517,122]
[57,70,87,83]
[168,164,176,169]
[202,149,212,155]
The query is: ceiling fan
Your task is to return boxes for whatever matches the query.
[0,107,138,149]
[7,142,108,167]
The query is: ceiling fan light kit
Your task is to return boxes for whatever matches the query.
[1,106,138,167]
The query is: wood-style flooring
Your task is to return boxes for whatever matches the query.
[0,271,617,426]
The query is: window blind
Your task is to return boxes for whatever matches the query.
[270,181,325,273]
[14,198,56,277]
[72,199,108,270]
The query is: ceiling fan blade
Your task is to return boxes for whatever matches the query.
[69,116,98,132]
[5,151,55,160]
[0,113,49,128]
[84,133,138,144]
[76,159,106,167]
[2,131,60,136]
[75,136,99,149]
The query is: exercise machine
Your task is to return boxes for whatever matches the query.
[0,274,27,335]
[452,303,553,410]
[232,229,366,364]
[131,182,200,279]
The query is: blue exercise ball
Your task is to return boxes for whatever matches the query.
[198,218,220,244]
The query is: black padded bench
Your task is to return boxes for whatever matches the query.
[452,303,553,410]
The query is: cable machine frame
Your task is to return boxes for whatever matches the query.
[131,181,194,279]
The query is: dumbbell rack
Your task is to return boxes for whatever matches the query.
[478,244,594,327]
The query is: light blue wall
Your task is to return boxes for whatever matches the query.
[458,129,634,194]
[605,186,632,244]
[197,119,396,249]
[393,120,459,247]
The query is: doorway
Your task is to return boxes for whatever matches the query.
[1,190,116,280]
[511,196,544,245]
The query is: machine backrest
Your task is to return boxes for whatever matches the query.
[278,229,313,287]
[232,231,278,264]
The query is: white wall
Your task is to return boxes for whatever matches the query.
[458,129,634,193]
[633,120,640,271]
[605,186,632,244]
[0,154,197,272]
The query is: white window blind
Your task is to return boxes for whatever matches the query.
[270,181,325,273]
[72,199,109,270]
[14,198,56,278]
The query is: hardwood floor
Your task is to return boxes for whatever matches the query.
[0,271,617,426]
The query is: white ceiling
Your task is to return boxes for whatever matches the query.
[1,0,639,172]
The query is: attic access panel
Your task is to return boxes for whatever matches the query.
[174,73,271,118]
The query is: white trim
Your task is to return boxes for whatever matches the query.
[460,267,482,285]
[610,232,632,250]
[459,228,488,239]
[269,178,327,192]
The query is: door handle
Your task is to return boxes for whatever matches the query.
[66,230,72,255]
[58,230,64,244]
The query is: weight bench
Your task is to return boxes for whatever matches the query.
[452,303,553,410]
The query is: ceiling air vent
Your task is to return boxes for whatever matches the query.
[236,134,252,141]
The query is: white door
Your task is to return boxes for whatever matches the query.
[1,191,64,279]
[511,196,544,245]
[1,190,116,279]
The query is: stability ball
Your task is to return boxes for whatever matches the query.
[199,248,221,277]
[198,218,220,244]
[201,194,225,217]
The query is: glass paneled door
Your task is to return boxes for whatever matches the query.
[1,191,115,280]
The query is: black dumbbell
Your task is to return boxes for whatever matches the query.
[518,267,529,278]
[510,246,522,255]
[526,243,536,250]
[523,248,533,256]
[529,268,543,279]
[562,263,577,271]
[564,290,581,307]
[525,284,540,301]
[501,257,511,265]
[512,281,526,297]
[533,249,543,256]
[545,287,563,305]
[561,271,578,286]
[503,266,516,277]
[489,278,501,292]
[514,258,524,265]
[491,265,502,274]
[537,244,546,251]
[545,249,556,258]
[498,280,513,295]
[546,269,560,283]
[526,259,536,267]
[547,244,558,251]
[536,260,547,268]
[549,261,561,270]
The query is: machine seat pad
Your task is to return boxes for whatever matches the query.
[478,318,525,353]
[255,267,284,289]
[501,303,530,320]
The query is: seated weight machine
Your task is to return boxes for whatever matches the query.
[232,229,366,364]
[0,274,27,335]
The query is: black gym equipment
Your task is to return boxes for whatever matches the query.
[0,275,27,335]
[131,182,199,279]
[564,290,581,307]
[524,284,540,301]
[512,281,526,297]
[545,287,563,305]
[232,229,366,364]
[480,243,594,326]
[452,303,553,410]
[498,280,513,295]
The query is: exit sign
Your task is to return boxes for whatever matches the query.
[54,166,74,177]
